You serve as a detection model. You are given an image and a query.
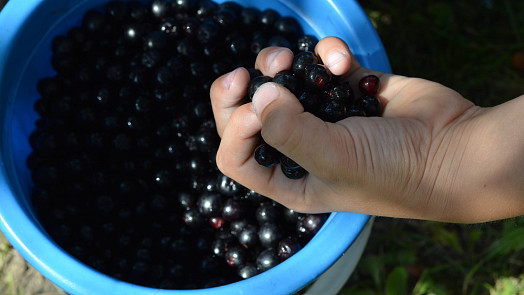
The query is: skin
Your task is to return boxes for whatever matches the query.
[210,37,524,223]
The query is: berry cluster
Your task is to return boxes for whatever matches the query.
[28,0,327,290]
[250,51,382,179]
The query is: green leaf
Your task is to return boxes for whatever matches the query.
[385,266,408,295]
[359,256,385,289]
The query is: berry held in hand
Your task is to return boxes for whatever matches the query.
[249,51,383,179]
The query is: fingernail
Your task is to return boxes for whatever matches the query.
[252,83,279,116]
[223,68,239,90]
[266,49,285,72]
[325,49,348,72]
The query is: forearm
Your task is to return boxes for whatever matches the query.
[435,95,524,222]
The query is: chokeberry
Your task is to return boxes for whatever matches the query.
[358,74,380,96]
[254,143,280,167]
[248,75,272,100]
[256,248,279,272]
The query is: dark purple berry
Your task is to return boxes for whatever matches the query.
[272,70,301,97]
[358,95,382,117]
[292,51,319,78]
[197,19,220,44]
[221,197,243,221]
[297,35,319,52]
[256,248,279,272]
[256,201,280,224]
[259,9,280,29]
[254,143,280,167]
[196,0,218,21]
[281,164,307,180]
[258,222,283,248]
[151,0,171,19]
[268,35,291,48]
[238,264,258,279]
[238,224,258,248]
[105,1,128,23]
[182,17,200,37]
[159,17,181,37]
[144,31,169,51]
[358,74,380,96]
[214,9,237,29]
[240,7,260,28]
[297,214,327,239]
[274,16,303,40]
[298,91,320,114]
[217,174,243,197]
[305,64,331,90]
[172,0,197,12]
[211,239,229,257]
[209,216,227,230]
[183,207,204,228]
[225,246,248,268]
[197,193,223,217]
[347,104,366,117]
[318,100,347,123]
[277,237,301,261]
[82,10,105,33]
[248,75,272,100]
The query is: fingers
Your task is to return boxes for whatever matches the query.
[315,36,353,75]
[255,47,294,77]
[216,100,312,211]
[251,83,345,187]
[210,67,250,137]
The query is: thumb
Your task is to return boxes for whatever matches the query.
[252,82,341,177]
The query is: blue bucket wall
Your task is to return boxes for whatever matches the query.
[0,0,391,294]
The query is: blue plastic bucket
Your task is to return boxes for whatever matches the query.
[0,0,391,294]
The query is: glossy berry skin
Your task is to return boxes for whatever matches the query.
[292,51,319,78]
[318,100,347,123]
[259,9,280,30]
[209,216,227,230]
[305,64,331,90]
[281,164,307,180]
[258,222,282,248]
[297,214,327,239]
[358,74,380,96]
[197,193,223,217]
[151,0,171,19]
[297,35,319,52]
[225,246,248,269]
[347,104,366,117]
[238,264,258,279]
[256,248,279,272]
[358,95,382,117]
[272,70,301,97]
[325,80,353,105]
[217,174,244,197]
[274,17,303,40]
[281,156,308,180]
[238,224,258,248]
[254,143,280,167]
[298,91,320,114]
[277,237,301,261]
[248,75,272,101]
[221,197,243,221]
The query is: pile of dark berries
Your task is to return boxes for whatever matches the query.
[250,51,382,179]
[27,0,330,290]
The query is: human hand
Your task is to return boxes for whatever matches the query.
[210,37,524,223]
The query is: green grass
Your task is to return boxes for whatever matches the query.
[340,1,524,294]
